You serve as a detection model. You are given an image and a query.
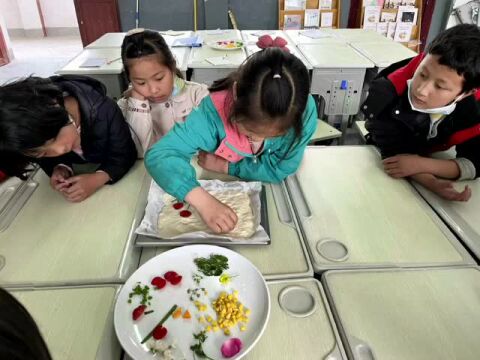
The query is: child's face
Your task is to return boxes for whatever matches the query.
[410,54,465,109]
[25,122,80,158]
[236,121,287,142]
[128,55,174,103]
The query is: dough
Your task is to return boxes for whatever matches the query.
[157,190,256,238]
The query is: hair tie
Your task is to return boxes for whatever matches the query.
[256,35,290,52]
[273,74,281,79]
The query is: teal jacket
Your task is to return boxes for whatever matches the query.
[145,94,318,200]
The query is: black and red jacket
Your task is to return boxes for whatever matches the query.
[363,53,480,178]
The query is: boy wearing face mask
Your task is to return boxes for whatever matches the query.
[364,24,480,202]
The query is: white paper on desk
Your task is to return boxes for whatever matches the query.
[206,29,226,35]
[171,36,203,47]
[79,58,106,68]
[205,56,231,65]
[304,9,320,28]
[135,179,269,242]
[251,30,276,37]
[300,29,334,39]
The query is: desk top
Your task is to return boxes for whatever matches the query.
[298,43,374,69]
[323,267,480,360]
[0,162,147,287]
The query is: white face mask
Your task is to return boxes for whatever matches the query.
[407,79,461,115]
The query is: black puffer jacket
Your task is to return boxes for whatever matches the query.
[364,57,480,178]
[37,75,136,183]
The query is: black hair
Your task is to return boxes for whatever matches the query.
[427,24,480,92]
[209,48,310,143]
[0,288,52,360]
[0,77,70,178]
[121,29,183,80]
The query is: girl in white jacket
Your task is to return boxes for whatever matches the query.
[118,29,208,157]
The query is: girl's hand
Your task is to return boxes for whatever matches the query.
[131,88,146,101]
[185,187,238,233]
[50,166,72,191]
[61,172,110,202]
[123,87,146,101]
[197,151,228,174]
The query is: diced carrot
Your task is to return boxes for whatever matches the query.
[172,307,183,319]
[183,309,191,319]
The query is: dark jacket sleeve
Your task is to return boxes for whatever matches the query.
[456,136,480,179]
[96,98,137,183]
[37,154,74,177]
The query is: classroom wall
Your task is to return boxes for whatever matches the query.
[0,0,22,30]
[0,12,14,60]
[0,0,78,37]
[39,0,79,35]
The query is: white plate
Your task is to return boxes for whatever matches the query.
[114,245,270,360]
[206,40,244,51]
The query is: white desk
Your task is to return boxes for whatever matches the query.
[413,179,480,260]
[0,162,148,287]
[350,41,417,107]
[86,32,126,49]
[311,119,342,143]
[139,183,314,280]
[298,43,374,134]
[56,48,125,99]
[171,46,190,78]
[125,278,346,360]
[86,31,194,49]
[323,267,480,360]
[196,29,242,43]
[285,29,345,45]
[138,160,313,280]
[159,30,194,47]
[241,30,291,44]
[333,28,395,44]
[286,146,474,272]
[188,44,246,85]
[245,44,312,70]
[9,285,121,360]
[350,41,417,71]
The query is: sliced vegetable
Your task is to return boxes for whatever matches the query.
[173,202,184,210]
[172,307,183,319]
[152,325,168,340]
[182,310,191,319]
[132,305,146,321]
[180,210,192,218]
[221,338,243,358]
[141,304,177,344]
[169,274,183,285]
[151,276,167,289]
[164,271,178,281]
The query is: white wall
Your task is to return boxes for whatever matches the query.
[0,0,23,29]
[17,0,42,30]
[0,13,14,60]
[39,0,78,28]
